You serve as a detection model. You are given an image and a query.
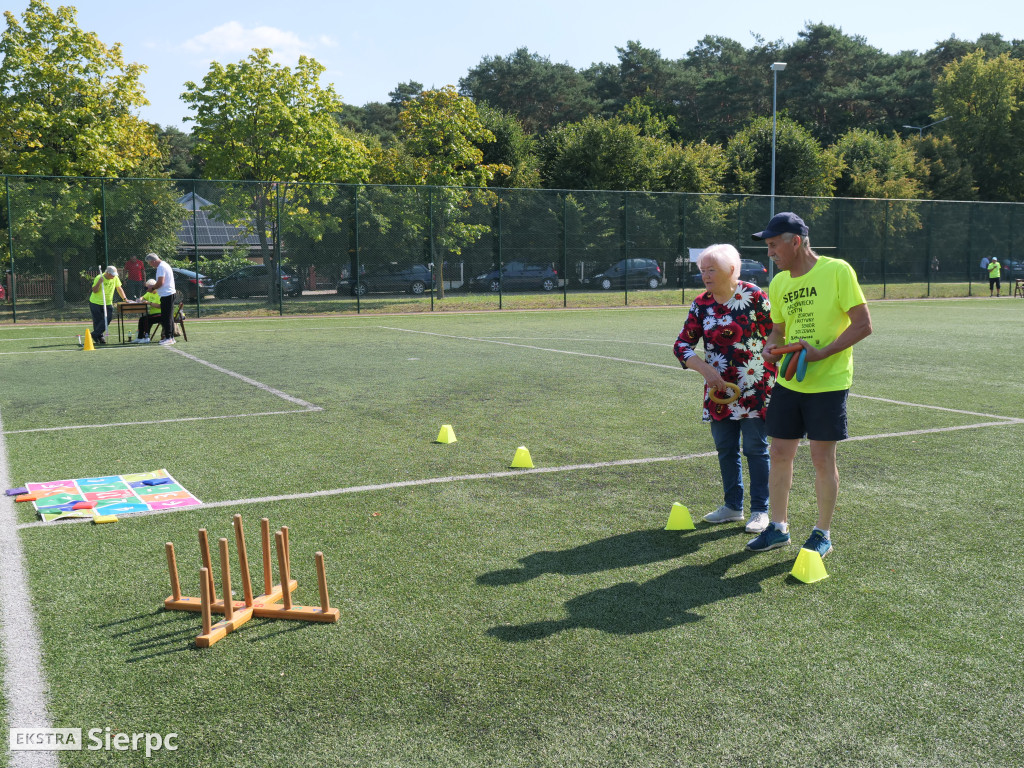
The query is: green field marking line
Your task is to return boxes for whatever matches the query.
[0,412,60,768]
[2,348,323,435]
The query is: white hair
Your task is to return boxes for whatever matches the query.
[697,244,741,277]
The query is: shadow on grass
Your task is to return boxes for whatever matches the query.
[103,603,324,660]
[485,548,791,641]
[477,525,739,586]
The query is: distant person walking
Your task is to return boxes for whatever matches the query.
[987,257,1001,296]
[145,253,177,345]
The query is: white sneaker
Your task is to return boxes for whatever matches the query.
[702,505,744,524]
[745,511,770,533]
[132,336,148,344]
[158,337,176,346]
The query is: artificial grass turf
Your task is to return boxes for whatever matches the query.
[2,300,1023,766]
[16,433,1024,767]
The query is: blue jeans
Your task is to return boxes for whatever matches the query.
[709,418,769,514]
[89,302,113,340]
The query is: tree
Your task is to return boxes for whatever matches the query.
[0,1,179,308]
[0,0,159,177]
[476,104,540,188]
[370,86,509,297]
[933,49,1024,200]
[831,129,923,200]
[726,115,841,198]
[909,135,976,200]
[459,48,598,133]
[539,116,662,191]
[182,48,372,293]
[156,125,199,179]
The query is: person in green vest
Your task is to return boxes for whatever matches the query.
[133,279,162,343]
[89,266,128,345]
[987,257,1001,297]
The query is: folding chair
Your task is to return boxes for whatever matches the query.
[150,300,188,342]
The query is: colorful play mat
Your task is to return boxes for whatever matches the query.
[22,469,201,522]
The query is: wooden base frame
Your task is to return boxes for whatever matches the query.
[164,514,339,648]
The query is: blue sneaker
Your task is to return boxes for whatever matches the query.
[802,529,833,558]
[746,522,790,552]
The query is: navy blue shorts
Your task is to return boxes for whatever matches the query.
[766,385,849,441]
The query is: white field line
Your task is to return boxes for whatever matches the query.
[4,409,321,435]
[378,325,1023,423]
[0,411,60,768]
[167,347,318,408]
[15,411,1024,532]
[2,350,321,434]
[376,325,683,370]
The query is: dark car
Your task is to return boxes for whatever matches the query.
[583,258,663,290]
[338,263,434,296]
[214,265,303,298]
[172,268,215,302]
[468,262,559,292]
[690,259,769,287]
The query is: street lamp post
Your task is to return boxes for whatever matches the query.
[902,116,951,136]
[769,62,786,279]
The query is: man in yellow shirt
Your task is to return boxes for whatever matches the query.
[745,213,872,559]
[89,266,128,345]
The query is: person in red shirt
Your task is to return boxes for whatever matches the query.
[123,254,147,299]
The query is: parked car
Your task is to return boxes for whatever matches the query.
[690,259,769,287]
[467,262,559,292]
[338,263,434,296]
[583,258,663,290]
[214,266,303,298]
[171,268,215,302]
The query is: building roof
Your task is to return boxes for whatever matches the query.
[177,192,261,248]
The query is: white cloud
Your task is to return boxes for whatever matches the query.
[182,21,322,64]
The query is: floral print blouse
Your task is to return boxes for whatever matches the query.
[673,281,776,422]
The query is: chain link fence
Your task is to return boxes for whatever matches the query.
[3,175,1023,322]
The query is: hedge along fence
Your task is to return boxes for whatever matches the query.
[2,175,1023,321]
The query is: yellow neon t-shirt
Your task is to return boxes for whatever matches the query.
[768,256,867,393]
[141,291,161,315]
[89,274,122,306]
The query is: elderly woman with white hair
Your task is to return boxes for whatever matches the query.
[88,265,128,345]
[673,244,775,533]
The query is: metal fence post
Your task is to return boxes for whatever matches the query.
[100,179,108,270]
[5,176,16,322]
[191,180,201,317]
[561,194,568,308]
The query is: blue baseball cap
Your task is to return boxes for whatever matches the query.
[751,212,809,240]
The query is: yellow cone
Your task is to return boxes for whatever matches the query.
[83,328,95,351]
[790,547,829,583]
[510,446,534,468]
[436,424,457,444]
[664,502,695,530]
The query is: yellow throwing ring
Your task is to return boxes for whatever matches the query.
[708,382,741,405]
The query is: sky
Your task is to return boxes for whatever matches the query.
[34,0,1024,130]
